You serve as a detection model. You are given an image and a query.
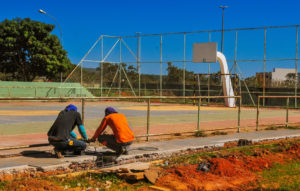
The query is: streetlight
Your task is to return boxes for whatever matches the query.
[38,9,63,46]
[219,5,228,53]
[38,9,63,82]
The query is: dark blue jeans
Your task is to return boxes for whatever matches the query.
[49,137,86,153]
[98,134,132,153]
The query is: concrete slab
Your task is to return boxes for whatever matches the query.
[0,164,30,171]
[0,129,299,175]
[36,163,71,172]
[63,155,97,163]
[101,162,150,172]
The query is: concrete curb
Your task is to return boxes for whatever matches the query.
[0,130,299,178]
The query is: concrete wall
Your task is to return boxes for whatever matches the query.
[0,81,94,97]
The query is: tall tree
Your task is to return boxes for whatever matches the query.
[166,62,195,85]
[0,18,72,81]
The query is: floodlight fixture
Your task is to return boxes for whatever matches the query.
[38,9,46,14]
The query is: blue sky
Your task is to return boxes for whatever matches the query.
[1,0,300,77]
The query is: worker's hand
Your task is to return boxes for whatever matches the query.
[87,138,96,143]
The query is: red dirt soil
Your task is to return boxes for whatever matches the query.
[155,142,300,191]
[4,178,64,191]
[0,140,299,190]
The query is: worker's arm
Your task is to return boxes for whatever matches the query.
[73,112,87,140]
[70,131,77,138]
[78,125,88,140]
[91,117,108,140]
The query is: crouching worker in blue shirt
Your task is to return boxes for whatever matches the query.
[47,104,88,158]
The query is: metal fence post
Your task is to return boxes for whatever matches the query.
[263,28,267,107]
[208,64,210,105]
[239,74,242,102]
[81,62,83,86]
[138,35,141,97]
[160,35,163,98]
[235,30,238,75]
[136,33,140,97]
[295,25,298,108]
[238,96,241,132]
[286,97,289,127]
[197,98,201,131]
[81,99,85,125]
[100,37,103,97]
[59,87,62,98]
[197,75,201,96]
[183,33,186,98]
[35,87,37,97]
[256,97,260,131]
[119,38,122,96]
[146,98,150,141]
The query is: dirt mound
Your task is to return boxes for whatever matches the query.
[156,142,300,191]
[156,162,256,191]
[208,157,248,177]
[4,178,64,191]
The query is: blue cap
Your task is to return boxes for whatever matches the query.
[66,104,77,112]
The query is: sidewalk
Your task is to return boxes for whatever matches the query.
[0,129,299,175]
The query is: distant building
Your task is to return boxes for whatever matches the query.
[256,68,295,87]
[271,68,295,81]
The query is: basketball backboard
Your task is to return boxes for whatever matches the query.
[193,42,217,63]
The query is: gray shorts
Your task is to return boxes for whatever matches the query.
[98,134,132,153]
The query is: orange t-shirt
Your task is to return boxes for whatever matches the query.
[92,113,134,143]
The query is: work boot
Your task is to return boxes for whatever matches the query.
[54,149,64,159]
[116,147,126,157]
[122,147,129,155]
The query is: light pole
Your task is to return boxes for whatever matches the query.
[38,9,63,45]
[220,5,228,53]
[38,9,63,82]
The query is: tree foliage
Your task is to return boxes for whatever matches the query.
[0,18,72,81]
[166,62,195,84]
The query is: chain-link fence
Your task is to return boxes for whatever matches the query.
[65,25,300,107]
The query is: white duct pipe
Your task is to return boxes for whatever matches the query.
[217,51,235,107]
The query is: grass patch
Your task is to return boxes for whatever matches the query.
[169,139,300,165]
[265,125,300,130]
[211,131,228,135]
[265,126,278,130]
[47,172,150,191]
[257,161,300,190]
[195,130,207,137]
[0,181,7,190]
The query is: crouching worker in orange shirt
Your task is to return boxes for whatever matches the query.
[88,107,134,156]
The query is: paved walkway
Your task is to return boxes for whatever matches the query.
[0,129,299,173]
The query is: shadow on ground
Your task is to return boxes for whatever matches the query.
[21,150,54,158]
